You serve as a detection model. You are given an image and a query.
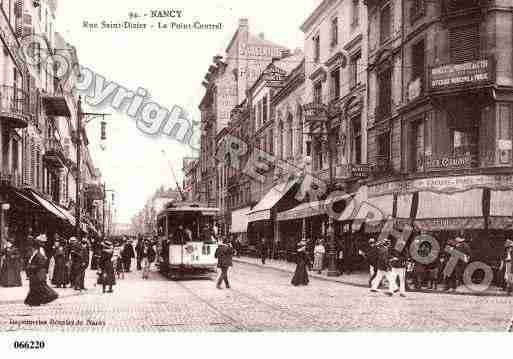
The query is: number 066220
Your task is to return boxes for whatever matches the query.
[13,341,45,350]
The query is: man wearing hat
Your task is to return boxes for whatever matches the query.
[99,240,116,293]
[77,239,90,290]
[214,238,234,289]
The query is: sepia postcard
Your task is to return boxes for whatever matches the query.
[0,0,512,355]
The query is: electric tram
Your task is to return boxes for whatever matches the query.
[156,201,220,279]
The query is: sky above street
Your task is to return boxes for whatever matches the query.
[55,0,319,224]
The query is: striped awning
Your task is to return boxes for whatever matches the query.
[248,179,298,222]
[489,189,513,229]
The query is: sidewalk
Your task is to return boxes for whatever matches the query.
[233,256,510,297]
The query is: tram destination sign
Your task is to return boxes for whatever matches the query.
[429,59,493,90]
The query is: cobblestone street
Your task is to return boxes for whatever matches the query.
[1,261,512,332]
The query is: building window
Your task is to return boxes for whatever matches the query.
[331,17,338,47]
[409,120,424,172]
[313,82,322,103]
[313,34,320,63]
[410,0,426,23]
[306,141,312,156]
[377,132,391,165]
[287,113,294,158]
[262,95,268,123]
[269,129,274,155]
[350,52,362,88]
[380,3,391,44]
[279,121,284,159]
[352,0,360,26]
[352,116,362,164]
[330,68,340,100]
[297,105,303,155]
[449,24,480,64]
[411,39,425,89]
[377,68,392,119]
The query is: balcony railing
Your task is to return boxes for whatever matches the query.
[0,85,30,128]
[44,138,66,168]
[0,170,22,188]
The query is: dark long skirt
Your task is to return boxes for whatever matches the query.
[25,275,58,306]
[0,257,22,287]
[291,254,309,286]
[52,256,69,287]
[100,261,116,286]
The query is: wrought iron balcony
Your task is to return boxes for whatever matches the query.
[0,85,30,128]
[44,138,66,168]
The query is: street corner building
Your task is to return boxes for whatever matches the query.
[0,0,104,256]
[186,0,513,270]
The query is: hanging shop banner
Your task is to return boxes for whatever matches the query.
[429,58,493,91]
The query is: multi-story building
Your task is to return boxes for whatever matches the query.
[288,0,368,244]
[0,0,102,249]
[198,19,287,209]
[182,157,199,201]
[363,0,513,257]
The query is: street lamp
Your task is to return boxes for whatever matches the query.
[75,96,110,240]
[102,183,116,238]
[302,101,341,277]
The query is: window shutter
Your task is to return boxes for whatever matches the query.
[449,25,480,64]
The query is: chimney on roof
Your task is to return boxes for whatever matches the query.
[258,32,265,39]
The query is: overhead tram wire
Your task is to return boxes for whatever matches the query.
[161,149,187,202]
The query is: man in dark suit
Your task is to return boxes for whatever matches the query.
[135,237,143,271]
[78,239,90,290]
[214,239,233,289]
[121,237,135,272]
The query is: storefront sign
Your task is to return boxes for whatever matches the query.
[262,64,287,88]
[430,59,491,90]
[414,217,485,231]
[424,154,472,171]
[368,174,513,197]
[352,164,369,178]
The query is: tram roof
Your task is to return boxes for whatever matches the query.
[157,201,220,217]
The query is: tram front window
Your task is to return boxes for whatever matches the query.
[167,213,204,243]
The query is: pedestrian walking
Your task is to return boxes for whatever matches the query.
[141,240,156,279]
[0,240,22,287]
[313,239,325,274]
[215,238,233,289]
[500,239,513,295]
[69,237,83,290]
[389,249,407,297]
[360,238,378,287]
[444,233,470,292]
[24,236,58,306]
[78,239,90,290]
[260,237,267,265]
[370,240,395,295]
[291,240,309,286]
[121,237,135,272]
[114,245,124,279]
[135,236,143,271]
[99,240,116,293]
[51,241,69,288]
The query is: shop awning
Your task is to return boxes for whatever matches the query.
[277,193,354,222]
[248,179,297,222]
[27,190,68,221]
[351,194,394,233]
[414,189,484,230]
[7,188,40,210]
[230,207,251,233]
[489,190,513,229]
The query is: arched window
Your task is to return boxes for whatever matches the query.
[287,113,293,158]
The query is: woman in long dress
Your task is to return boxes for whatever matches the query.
[99,241,116,293]
[0,242,22,287]
[291,240,309,286]
[51,241,69,288]
[502,240,513,295]
[312,240,325,274]
[24,238,58,306]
